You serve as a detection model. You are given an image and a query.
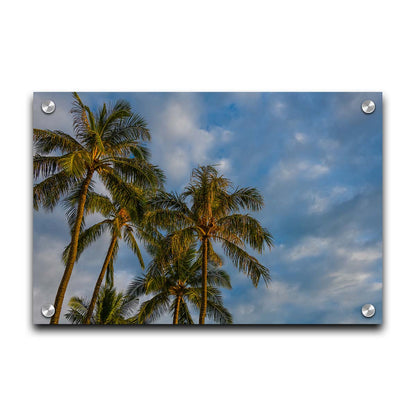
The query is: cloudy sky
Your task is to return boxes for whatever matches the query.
[33,92,382,324]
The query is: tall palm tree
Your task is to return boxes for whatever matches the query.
[127,244,233,324]
[65,284,140,325]
[62,189,150,324]
[33,93,164,323]
[146,165,273,324]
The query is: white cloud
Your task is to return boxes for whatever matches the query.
[216,158,232,174]
[231,248,381,323]
[294,132,307,143]
[370,282,383,292]
[150,95,233,186]
[271,100,286,117]
[309,163,329,178]
[163,100,196,137]
[337,245,382,263]
[271,159,330,182]
[306,186,349,213]
[287,237,330,261]
[284,234,381,266]
[32,92,382,325]
[326,271,372,295]
[236,303,255,317]
[232,280,301,323]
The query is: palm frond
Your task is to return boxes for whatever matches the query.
[206,299,233,324]
[64,296,89,324]
[126,275,148,299]
[33,171,79,211]
[217,214,274,252]
[137,292,170,324]
[224,186,264,212]
[99,100,132,137]
[207,240,223,266]
[61,179,96,231]
[99,170,146,209]
[112,157,165,190]
[83,192,115,217]
[185,286,232,324]
[219,238,271,287]
[71,92,95,145]
[145,262,169,294]
[145,209,194,233]
[119,298,141,320]
[33,129,83,154]
[129,144,151,162]
[54,150,90,178]
[178,299,194,324]
[96,287,125,324]
[167,227,198,256]
[96,102,108,133]
[33,154,63,179]
[123,228,145,269]
[103,112,151,145]
[58,150,90,178]
[62,220,111,264]
[206,268,232,289]
[149,191,193,217]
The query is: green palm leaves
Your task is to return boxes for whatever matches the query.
[34,94,273,325]
[65,285,140,325]
[33,94,162,210]
[127,243,233,324]
[146,165,273,324]
[62,189,148,324]
[34,93,164,324]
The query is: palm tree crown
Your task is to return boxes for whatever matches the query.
[65,284,140,325]
[127,242,233,324]
[146,165,273,323]
[62,188,152,323]
[34,93,163,211]
[34,93,164,323]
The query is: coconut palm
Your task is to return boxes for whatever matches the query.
[146,165,273,324]
[62,189,151,324]
[33,93,164,323]
[127,243,233,324]
[65,284,140,325]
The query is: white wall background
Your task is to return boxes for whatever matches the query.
[1,1,414,415]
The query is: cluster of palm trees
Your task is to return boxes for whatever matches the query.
[34,93,273,325]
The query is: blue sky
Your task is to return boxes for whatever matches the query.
[33,92,382,324]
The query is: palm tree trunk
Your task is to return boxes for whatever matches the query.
[50,168,94,324]
[84,235,118,324]
[199,237,208,324]
[173,295,182,325]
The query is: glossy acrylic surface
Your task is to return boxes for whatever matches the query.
[33,92,382,325]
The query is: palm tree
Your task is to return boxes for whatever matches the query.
[146,165,273,324]
[65,284,140,325]
[33,93,164,323]
[62,189,151,324]
[127,243,233,324]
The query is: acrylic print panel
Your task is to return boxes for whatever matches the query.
[33,92,383,325]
